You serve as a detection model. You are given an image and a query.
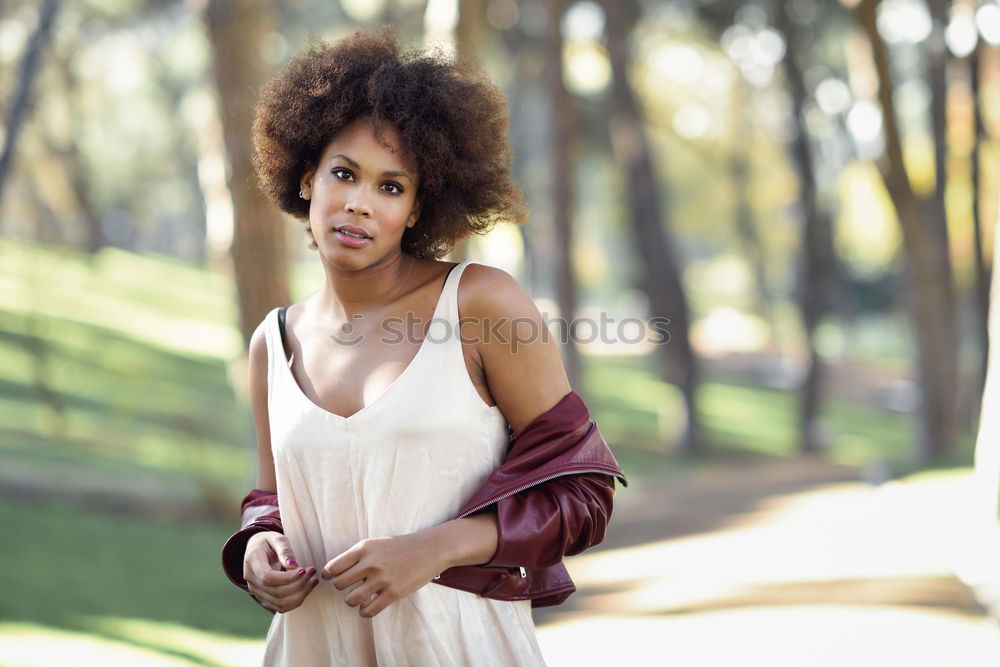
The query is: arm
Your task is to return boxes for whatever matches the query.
[460,264,620,569]
[221,317,319,612]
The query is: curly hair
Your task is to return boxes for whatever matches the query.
[251,27,526,259]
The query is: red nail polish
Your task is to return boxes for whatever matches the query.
[311,578,319,586]
[297,569,306,577]
[307,567,317,576]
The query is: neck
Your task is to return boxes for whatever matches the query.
[315,250,415,319]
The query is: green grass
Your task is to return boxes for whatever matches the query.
[0,495,269,666]
[0,495,268,637]
[582,354,976,482]
[0,240,256,510]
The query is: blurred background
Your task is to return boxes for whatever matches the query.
[2,0,1000,664]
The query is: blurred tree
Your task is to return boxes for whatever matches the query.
[858,0,960,461]
[203,0,290,348]
[777,0,838,454]
[147,54,208,264]
[602,0,702,455]
[546,0,581,390]
[49,38,103,253]
[728,79,777,328]
[448,0,490,263]
[0,0,63,212]
[456,0,488,62]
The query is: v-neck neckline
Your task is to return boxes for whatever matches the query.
[276,262,461,422]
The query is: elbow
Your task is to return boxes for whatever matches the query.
[487,473,617,571]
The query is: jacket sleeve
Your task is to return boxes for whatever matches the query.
[221,489,283,611]
[484,472,617,571]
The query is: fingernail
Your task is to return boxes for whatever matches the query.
[286,558,298,567]
[311,578,319,586]
[297,569,306,577]
[307,567,317,576]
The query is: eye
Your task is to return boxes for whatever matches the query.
[331,167,355,181]
[381,182,404,195]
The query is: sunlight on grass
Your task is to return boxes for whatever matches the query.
[0,623,198,667]
[0,239,240,359]
[84,616,264,667]
[0,619,263,667]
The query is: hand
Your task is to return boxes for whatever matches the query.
[244,531,319,613]
[321,532,447,618]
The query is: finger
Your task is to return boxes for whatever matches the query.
[343,579,380,608]
[247,545,281,580]
[359,589,393,618]
[247,583,282,611]
[267,534,301,570]
[272,576,321,610]
[266,568,317,597]
[261,566,316,590]
[252,575,320,612]
[322,548,362,581]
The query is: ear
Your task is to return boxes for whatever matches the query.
[406,196,421,229]
[299,164,316,200]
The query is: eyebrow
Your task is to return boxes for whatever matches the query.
[329,153,413,183]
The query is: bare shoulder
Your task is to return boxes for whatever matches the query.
[457,262,538,321]
[248,311,271,370]
[457,262,571,437]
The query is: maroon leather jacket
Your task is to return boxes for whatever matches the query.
[222,390,627,609]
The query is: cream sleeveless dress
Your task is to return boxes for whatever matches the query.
[261,260,547,667]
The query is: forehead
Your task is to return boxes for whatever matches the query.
[320,118,412,172]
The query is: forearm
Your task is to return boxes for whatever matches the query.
[426,512,499,570]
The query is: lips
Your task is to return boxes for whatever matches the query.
[335,225,371,239]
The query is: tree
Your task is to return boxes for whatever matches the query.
[601,0,702,455]
[0,0,63,213]
[857,0,960,461]
[203,0,290,348]
[777,0,838,453]
[546,0,582,390]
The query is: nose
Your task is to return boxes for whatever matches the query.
[345,198,373,217]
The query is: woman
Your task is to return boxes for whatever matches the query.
[221,28,626,666]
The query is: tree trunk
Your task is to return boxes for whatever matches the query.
[729,80,776,329]
[204,0,289,349]
[858,0,959,462]
[50,43,104,253]
[545,0,581,390]
[778,0,838,454]
[602,0,701,456]
[0,0,62,213]
[456,0,488,64]
[449,0,491,263]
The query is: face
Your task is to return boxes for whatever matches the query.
[300,118,420,269]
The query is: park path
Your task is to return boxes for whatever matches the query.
[534,456,1000,667]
